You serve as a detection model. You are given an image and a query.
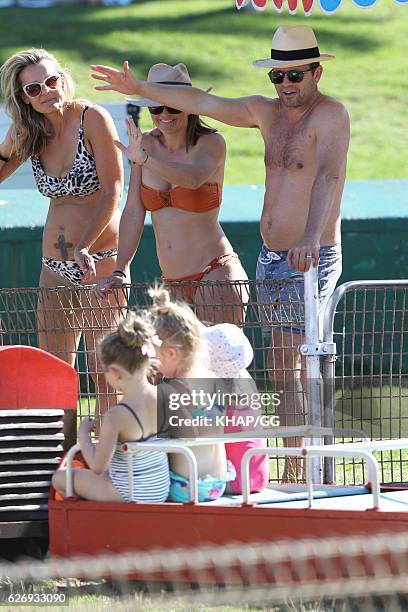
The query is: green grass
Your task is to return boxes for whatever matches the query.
[1,0,407,182]
[6,589,324,611]
[78,394,96,421]
[334,384,408,440]
[334,384,408,484]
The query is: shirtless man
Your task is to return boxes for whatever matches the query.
[91,25,349,479]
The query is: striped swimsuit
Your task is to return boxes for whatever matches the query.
[108,402,170,503]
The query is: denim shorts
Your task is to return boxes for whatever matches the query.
[256,245,342,337]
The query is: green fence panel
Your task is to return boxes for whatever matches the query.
[1,181,408,289]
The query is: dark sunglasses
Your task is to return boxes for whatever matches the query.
[22,73,61,98]
[148,106,182,115]
[268,68,313,85]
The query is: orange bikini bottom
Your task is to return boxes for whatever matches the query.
[162,252,240,303]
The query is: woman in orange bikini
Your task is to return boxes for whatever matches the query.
[95,63,248,324]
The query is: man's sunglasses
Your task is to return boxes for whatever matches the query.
[148,106,182,115]
[268,68,313,85]
[22,74,61,98]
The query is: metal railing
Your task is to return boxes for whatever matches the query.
[241,445,380,508]
[323,280,408,485]
[65,426,368,503]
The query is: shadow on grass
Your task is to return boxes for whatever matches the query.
[334,382,408,439]
[0,3,384,82]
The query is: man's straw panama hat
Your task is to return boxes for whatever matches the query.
[127,62,202,107]
[253,26,335,69]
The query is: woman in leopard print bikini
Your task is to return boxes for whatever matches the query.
[0,49,124,421]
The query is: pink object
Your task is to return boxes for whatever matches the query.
[141,334,162,357]
[225,405,268,495]
[199,323,269,495]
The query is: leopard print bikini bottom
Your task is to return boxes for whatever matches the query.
[42,248,117,285]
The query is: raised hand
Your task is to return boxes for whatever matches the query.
[90,60,139,95]
[79,417,96,434]
[114,116,146,165]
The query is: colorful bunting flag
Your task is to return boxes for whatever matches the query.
[236,0,406,15]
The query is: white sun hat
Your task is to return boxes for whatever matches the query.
[200,323,254,378]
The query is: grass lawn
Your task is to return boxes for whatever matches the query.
[1,0,407,182]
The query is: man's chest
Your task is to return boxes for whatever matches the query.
[262,119,316,171]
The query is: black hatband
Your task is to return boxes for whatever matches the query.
[270,46,320,61]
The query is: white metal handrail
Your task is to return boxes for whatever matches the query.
[119,440,199,503]
[215,425,368,442]
[64,440,200,503]
[303,266,324,483]
[321,438,408,452]
[64,427,370,502]
[241,446,380,509]
[65,443,80,498]
[323,279,408,343]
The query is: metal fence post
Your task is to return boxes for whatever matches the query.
[321,286,345,484]
[302,266,323,483]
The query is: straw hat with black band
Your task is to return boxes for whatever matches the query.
[127,62,204,108]
[253,26,335,70]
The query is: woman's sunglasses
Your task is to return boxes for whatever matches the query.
[268,68,313,85]
[148,106,182,115]
[22,73,61,98]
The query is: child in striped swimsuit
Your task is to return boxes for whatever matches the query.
[52,310,170,503]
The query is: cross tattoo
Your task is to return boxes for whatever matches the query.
[54,234,73,260]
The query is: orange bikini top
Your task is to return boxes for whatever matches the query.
[140,182,221,213]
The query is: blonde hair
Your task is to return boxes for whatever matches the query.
[0,48,75,161]
[148,286,202,367]
[99,310,156,374]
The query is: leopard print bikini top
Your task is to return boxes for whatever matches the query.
[31,106,100,198]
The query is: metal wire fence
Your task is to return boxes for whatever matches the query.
[0,279,310,483]
[3,531,408,610]
[323,281,408,485]
[2,279,408,486]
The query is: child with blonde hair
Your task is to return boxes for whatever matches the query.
[52,310,170,503]
[149,287,235,502]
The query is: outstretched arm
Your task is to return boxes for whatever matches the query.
[91,61,267,129]
[287,104,350,272]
